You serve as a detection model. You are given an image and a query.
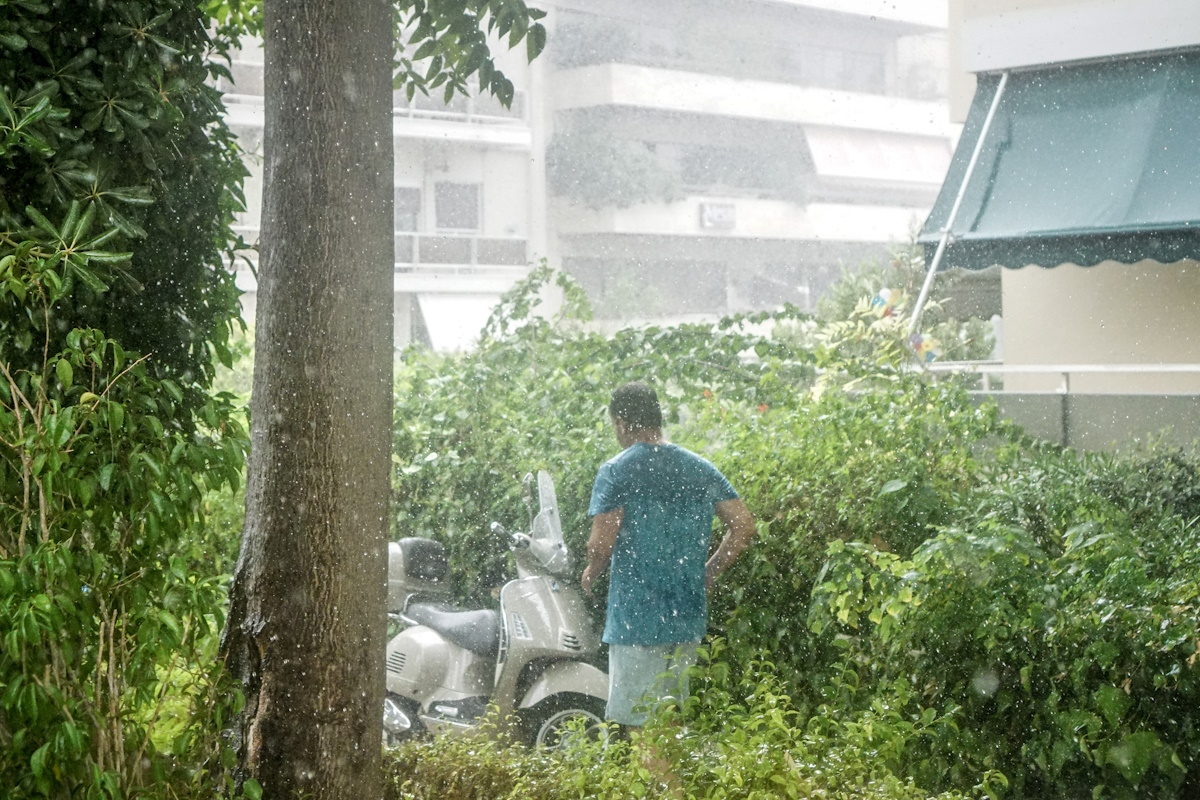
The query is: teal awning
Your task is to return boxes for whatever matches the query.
[919,50,1200,270]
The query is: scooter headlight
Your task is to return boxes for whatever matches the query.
[383,696,413,733]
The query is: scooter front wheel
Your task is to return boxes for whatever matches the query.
[521,693,607,749]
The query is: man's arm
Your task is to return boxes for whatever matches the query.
[582,508,623,595]
[706,499,756,592]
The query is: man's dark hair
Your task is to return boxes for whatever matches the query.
[609,382,663,430]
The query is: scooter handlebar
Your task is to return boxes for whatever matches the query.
[491,521,531,550]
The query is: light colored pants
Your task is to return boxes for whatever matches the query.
[606,642,699,727]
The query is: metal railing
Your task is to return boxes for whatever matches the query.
[394,86,526,123]
[926,361,1200,393]
[228,227,528,273]
[220,92,528,126]
[394,233,526,270]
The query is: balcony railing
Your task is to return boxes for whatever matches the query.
[220,90,528,130]
[926,361,1200,394]
[395,233,527,271]
[229,226,528,273]
[393,90,527,125]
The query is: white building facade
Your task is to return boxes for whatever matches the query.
[222,0,955,348]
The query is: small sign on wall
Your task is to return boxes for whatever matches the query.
[699,202,736,230]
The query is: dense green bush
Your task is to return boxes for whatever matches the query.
[816,246,995,364]
[0,2,252,796]
[384,642,975,800]
[0,0,249,412]
[0,246,247,798]
[392,267,1199,798]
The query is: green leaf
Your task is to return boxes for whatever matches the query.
[24,205,60,239]
[76,478,93,507]
[879,479,907,495]
[242,777,263,800]
[0,32,28,52]
[103,185,155,206]
[412,39,438,61]
[1107,731,1162,786]
[29,742,49,777]
[69,262,109,294]
[99,462,116,492]
[55,358,72,388]
[79,250,131,265]
[161,379,183,403]
[8,278,27,304]
[158,609,182,640]
[1094,684,1130,728]
[526,23,546,62]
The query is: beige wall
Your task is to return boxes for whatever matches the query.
[1002,261,1200,393]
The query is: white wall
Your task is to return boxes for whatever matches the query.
[481,151,529,237]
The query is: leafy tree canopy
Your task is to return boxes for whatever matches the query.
[1,0,249,415]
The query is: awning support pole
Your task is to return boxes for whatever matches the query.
[909,71,1010,337]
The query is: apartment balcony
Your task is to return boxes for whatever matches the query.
[551,63,953,138]
[229,228,529,295]
[391,90,532,149]
[552,194,927,244]
[220,91,532,149]
[393,232,529,293]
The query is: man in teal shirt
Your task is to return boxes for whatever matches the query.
[582,382,756,728]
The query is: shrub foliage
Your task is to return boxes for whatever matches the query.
[392,268,1200,799]
[0,2,249,796]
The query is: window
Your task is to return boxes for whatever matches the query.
[394,187,420,232]
[434,182,480,231]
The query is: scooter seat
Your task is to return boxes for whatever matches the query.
[405,603,500,658]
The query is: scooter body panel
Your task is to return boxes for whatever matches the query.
[491,576,602,716]
[386,625,497,731]
[518,660,609,710]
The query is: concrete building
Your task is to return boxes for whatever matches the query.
[222,0,955,348]
[220,37,538,350]
[925,1,1200,395]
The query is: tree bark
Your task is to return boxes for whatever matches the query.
[222,0,393,796]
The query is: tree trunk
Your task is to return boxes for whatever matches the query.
[222,0,393,796]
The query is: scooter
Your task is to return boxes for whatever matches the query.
[382,470,609,748]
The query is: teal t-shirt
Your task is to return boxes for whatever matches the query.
[589,442,738,646]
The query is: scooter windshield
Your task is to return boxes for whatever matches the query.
[528,470,570,576]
